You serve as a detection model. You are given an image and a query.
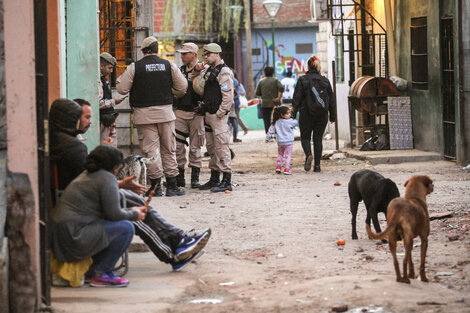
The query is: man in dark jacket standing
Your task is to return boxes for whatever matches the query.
[292,55,336,173]
[117,36,188,197]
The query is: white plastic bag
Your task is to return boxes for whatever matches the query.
[239,95,248,108]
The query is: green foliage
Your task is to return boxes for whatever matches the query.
[162,0,244,42]
[204,0,213,33]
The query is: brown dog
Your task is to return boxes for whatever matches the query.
[366,175,434,283]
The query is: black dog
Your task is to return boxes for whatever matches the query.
[349,169,400,240]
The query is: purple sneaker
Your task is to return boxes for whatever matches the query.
[90,272,129,288]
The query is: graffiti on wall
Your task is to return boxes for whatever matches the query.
[266,41,310,80]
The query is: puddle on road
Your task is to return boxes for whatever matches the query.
[349,307,392,313]
[190,298,223,304]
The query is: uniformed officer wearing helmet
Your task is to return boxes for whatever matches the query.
[99,52,123,146]
[116,36,188,197]
[191,43,234,192]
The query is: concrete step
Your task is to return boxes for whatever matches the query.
[342,148,443,165]
[129,236,150,253]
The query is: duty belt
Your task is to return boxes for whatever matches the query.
[174,104,195,113]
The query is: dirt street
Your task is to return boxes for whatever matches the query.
[51,131,470,313]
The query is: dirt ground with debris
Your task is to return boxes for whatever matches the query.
[51,131,470,313]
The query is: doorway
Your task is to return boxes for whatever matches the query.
[34,0,50,305]
[441,17,456,159]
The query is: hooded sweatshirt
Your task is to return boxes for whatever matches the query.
[49,98,88,190]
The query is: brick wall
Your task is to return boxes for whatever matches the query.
[156,0,314,32]
[252,0,311,25]
[153,0,167,33]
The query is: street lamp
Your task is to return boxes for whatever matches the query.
[263,0,282,68]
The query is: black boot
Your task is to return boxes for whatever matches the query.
[211,172,232,193]
[198,170,220,190]
[166,176,185,196]
[190,166,201,189]
[176,167,185,187]
[146,178,163,197]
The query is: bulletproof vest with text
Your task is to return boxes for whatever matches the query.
[130,55,173,108]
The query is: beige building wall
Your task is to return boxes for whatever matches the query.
[4,0,40,293]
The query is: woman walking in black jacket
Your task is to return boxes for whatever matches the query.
[292,55,336,172]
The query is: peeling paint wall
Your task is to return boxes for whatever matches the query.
[3,0,40,296]
[395,0,443,152]
[0,0,6,247]
[66,0,101,150]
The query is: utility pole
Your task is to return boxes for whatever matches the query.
[384,0,397,76]
[243,0,254,99]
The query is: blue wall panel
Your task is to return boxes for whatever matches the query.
[242,26,318,85]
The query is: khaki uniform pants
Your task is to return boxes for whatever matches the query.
[100,124,117,147]
[136,121,179,179]
[204,113,231,173]
[175,110,205,169]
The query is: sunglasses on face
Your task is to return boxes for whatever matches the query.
[203,52,212,57]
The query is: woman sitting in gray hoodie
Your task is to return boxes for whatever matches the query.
[52,145,146,287]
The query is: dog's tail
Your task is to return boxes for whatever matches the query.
[366,222,396,241]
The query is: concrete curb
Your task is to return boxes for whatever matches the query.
[342,149,443,165]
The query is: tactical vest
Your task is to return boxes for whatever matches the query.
[202,63,227,114]
[129,55,173,108]
[101,76,112,100]
[99,75,116,125]
[174,64,202,112]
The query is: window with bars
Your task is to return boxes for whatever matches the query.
[99,0,135,86]
[410,17,428,90]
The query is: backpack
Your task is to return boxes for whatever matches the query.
[302,74,329,116]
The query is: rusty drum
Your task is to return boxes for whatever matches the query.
[348,76,399,114]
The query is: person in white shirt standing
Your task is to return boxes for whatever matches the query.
[280,71,296,105]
